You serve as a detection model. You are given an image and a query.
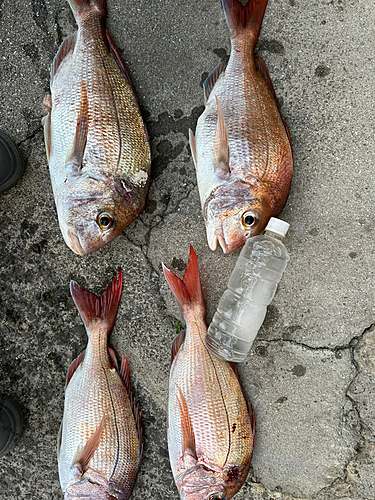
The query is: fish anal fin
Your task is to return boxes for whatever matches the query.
[176,384,197,462]
[70,270,123,335]
[213,95,230,179]
[74,415,106,474]
[65,351,85,387]
[65,81,89,177]
[203,59,228,103]
[163,247,205,317]
[189,129,198,171]
[118,355,143,465]
[51,33,77,84]
[108,347,119,370]
[171,330,186,366]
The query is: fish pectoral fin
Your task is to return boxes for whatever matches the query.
[213,96,230,179]
[73,416,106,474]
[171,330,186,366]
[203,59,227,103]
[65,351,85,387]
[51,32,77,84]
[42,111,52,163]
[176,384,197,461]
[65,81,89,176]
[189,129,198,171]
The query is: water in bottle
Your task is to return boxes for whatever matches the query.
[205,217,290,362]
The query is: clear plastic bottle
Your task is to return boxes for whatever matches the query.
[205,217,290,363]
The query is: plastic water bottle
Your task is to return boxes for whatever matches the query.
[205,217,290,363]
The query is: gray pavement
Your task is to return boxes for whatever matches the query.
[0,0,374,499]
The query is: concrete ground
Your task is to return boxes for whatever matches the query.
[0,0,374,498]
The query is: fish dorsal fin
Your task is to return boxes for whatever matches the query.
[65,81,89,177]
[189,129,198,171]
[203,60,227,103]
[118,355,143,465]
[105,30,132,87]
[171,330,186,366]
[213,96,230,178]
[65,351,85,387]
[176,384,197,461]
[70,270,123,336]
[51,33,77,84]
[73,416,106,474]
[255,57,293,152]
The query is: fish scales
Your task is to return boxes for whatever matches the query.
[58,271,141,499]
[164,248,254,500]
[191,0,294,253]
[44,0,150,255]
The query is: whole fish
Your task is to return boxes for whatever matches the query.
[189,0,294,253]
[58,271,142,499]
[42,0,151,255]
[163,247,255,500]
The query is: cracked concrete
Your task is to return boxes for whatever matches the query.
[0,0,375,499]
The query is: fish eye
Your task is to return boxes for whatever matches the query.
[208,494,226,500]
[97,212,114,230]
[241,211,257,229]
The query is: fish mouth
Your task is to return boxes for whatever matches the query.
[215,230,230,254]
[67,229,85,256]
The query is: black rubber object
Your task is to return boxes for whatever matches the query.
[0,131,24,194]
[0,394,23,458]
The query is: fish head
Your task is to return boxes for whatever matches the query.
[205,185,272,253]
[178,462,245,500]
[178,463,228,500]
[57,178,144,255]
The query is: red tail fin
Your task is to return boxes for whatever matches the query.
[163,247,206,317]
[68,0,106,20]
[221,0,268,43]
[70,270,123,335]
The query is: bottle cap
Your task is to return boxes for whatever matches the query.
[265,217,289,237]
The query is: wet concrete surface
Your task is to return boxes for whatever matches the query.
[0,0,375,499]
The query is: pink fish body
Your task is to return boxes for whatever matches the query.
[58,271,142,499]
[163,248,255,500]
[190,0,294,253]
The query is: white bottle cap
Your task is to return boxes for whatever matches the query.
[265,217,289,237]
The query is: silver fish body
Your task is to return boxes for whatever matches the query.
[58,271,142,499]
[43,0,151,255]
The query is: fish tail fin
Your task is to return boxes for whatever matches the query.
[163,246,206,318]
[68,0,106,20]
[70,270,123,336]
[221,0,268,45]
